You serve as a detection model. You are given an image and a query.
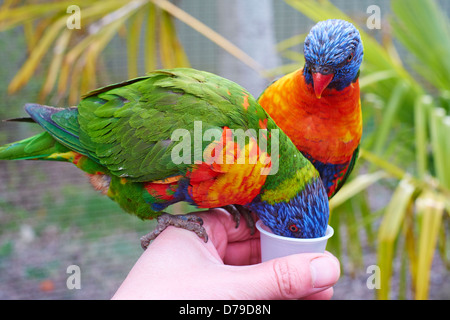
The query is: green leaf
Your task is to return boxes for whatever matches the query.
[276,33,306,52]
[8,16,67,94]
[414,96,432,179]
[371,81,408,157]
[329,171,388,210]
[39,29,72,102]
[414,191,445,299]
[377,178,416,300]
[391,0,450,91]
[359,70,397,90]
[429,108,450,188]
[127,8,145,78]
[144,3,157,72]
[159,10,189,68]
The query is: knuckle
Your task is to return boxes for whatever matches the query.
[272,259,303,299]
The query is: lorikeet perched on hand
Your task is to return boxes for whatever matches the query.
[258,19,363,198]
[0,68,329,248]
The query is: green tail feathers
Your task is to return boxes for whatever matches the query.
[0,131,71,161]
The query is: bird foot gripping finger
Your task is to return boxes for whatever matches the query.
[221,204,256,235]
[140,213,208,250]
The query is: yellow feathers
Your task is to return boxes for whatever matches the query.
[188,128,271,207]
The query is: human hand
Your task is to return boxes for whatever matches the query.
[112,209,340,300]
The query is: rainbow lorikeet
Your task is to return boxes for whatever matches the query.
[0,68,329,248]
[258,19,363,199]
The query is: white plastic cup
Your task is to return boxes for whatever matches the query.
[256,220,334,262]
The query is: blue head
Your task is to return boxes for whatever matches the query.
[249,178,329,238]
[303,19,363,98]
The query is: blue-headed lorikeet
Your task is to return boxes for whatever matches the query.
[259,19,363,199]
[0,68,329,248]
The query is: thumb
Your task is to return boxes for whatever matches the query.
[233,252,340,300]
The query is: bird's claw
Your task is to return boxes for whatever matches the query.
[140,213,208,250]
[220,204,256,235]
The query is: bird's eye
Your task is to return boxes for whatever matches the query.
[289,224,299,233]
[347,53,354,62]
[309,64,318,73]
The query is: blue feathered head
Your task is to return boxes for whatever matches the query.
[303,19,363,98]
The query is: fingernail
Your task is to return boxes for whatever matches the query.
[310,256,340,288]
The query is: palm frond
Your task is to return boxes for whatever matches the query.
[2,0,271,103]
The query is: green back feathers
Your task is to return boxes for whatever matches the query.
[76,68,275,182]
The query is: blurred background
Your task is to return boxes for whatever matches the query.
[0,0,448,299]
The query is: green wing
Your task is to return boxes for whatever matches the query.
[76,68,265,182]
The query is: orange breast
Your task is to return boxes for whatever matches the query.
[259,69,362,164]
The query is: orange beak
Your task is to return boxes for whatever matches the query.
[312,72,334,99]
